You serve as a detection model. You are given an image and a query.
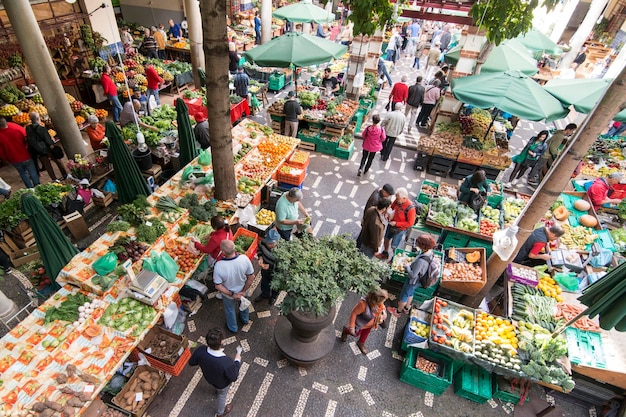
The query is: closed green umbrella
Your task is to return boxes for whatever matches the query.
[21,193,78,284]
[481,40,538,76]
[451,70,569,122]
[243,32,347,68]
[517,30,563,56]
[106,121,151,204]
[197,67,206,88]
[272,0,334,23]
[176,98,200,167]
[577,263,626,331]
[544,78,626,122]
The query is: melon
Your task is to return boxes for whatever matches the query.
[553,206,569,221]
[579,214,598,228]
[574,199,591,212]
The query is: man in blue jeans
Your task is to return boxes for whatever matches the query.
[189,328,242,417]
[213,239,255,333]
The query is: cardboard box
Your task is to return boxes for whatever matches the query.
[112,365,164,417]
[136,326,188,365]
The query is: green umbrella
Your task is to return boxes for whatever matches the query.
[517,30,563,56]
[105,121,151,204]
[443,44,461,66]
[176,98,200,167]
[396,16,412,23]
[272,0,334,24]
[21,193,78,284]
[544,78,626,122]
[197,67,206,88]
[481,39,538,76]
[451,70,569,122]
[243,32,347,68]
[577,263,626,331]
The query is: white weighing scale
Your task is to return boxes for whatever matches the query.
[128,269,169,305]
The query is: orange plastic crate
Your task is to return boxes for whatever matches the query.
[234,227,259,260]
[251,189,262,207]
[276,163,306,186]
[288,150,310,169]
[139,346,190,376]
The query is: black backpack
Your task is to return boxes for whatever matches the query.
[26,124,50,156]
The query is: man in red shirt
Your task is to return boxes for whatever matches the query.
[388,75,409,111]
[0,117,39,188]
[376,187,416,260]
[587,173,623,210]
[145,64,164,115]
[101,65,123,122]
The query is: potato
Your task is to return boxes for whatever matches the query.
[61,406,76,417]
[55,373,68,384]
[44,400,63,412]
[30,402,47,413]
[66,397,83,408]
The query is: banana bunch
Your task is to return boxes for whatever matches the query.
[560,223,598,250]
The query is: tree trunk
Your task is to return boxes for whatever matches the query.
[461,64,626,308]
[201,0,237,201]
[473,41,494,75]
[558,0,609,69]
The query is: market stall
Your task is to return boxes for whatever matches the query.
[0,119,301,414]
[181,93,250,125]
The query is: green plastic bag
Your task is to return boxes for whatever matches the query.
[92,252,119,276]
[251,94,260,110]
[554,272,579,291]
[154,251,179,282]
[198,150,212,166]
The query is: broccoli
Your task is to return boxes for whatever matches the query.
[133,195,151,210]
[136,218,167,243]
[180,193,200,208]
[188,205,211,222]
[107,220,131,233]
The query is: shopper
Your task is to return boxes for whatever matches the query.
[141,28,158,59]
[101,66,123,123]
[283,91,302,138]
[233,66,249,99]
[459,170,488,212]
[528,123,577,186]
[405,76,424,133]
[189,327,242,417]
[152,25,166,59]
[386,29,401,65]
[356,183,394,249]
[26,112,67,182]
[587,172,624,211]
[425,42,441,81]
[275,187,310,241]
[412,40,429,69]
[377,57,393,88]
[507,130,548,185]
[120,27,134,51]
[358,114,386,177]
[388,75,409,111]
[86,115,106,151]
[213,240,255,333]
[193,115,210,150]
[359,198,391,258]
[380,103,406,161]
[119,100,159,131]
[341,288,389,354]
[415,79,441,128]
[607,121,626,137]
[513,224,564,267]
[145,64,164,114]
[388,234,439,317]
[407,20,421,56]
[192,215,233,267]
[254,11,262,44]
[228,42,240,74]
[0,117,39,188]
[339,23,354,45]
[439,24,451,51]
[255,228,280,304]
[377,187,416,260]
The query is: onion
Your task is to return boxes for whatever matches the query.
[78,306,85,313]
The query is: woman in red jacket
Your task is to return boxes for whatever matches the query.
[341,288,388,354]
[388,75,409,111]
[101,66,123,123]
[145,64,164,115]
[192,215,235,266]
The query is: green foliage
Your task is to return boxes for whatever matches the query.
[0,184,72,230]
[332,0,393,36]
[106,220,131,233]
[470,0,559,45]
[136,218,166,244]
[271,234,390,316]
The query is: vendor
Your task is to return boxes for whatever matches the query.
[119,99,158,132]
[275,187,310,241]
[587,172,623,210]
[321,68,339,96]
[513,224,564,267]
[85,115,106,150]
[193,114,210,150]
[132,87,148,115]
[458,170,488,212]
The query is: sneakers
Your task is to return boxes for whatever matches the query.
[341,327,349,342]
[387,306,402,318]
[357,169,362,177]
[375,251,389,260]
[215,292,223,300]
[216,403,233,417]
[356,341,368,354]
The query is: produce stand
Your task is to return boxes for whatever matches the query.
[0,119,300,414]
[182,97,250,125]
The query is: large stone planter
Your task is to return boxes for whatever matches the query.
[274,306,336,367]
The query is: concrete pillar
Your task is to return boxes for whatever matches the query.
[3,0,87,158]
[559,0,609,69]
[604,42,626,79]
[186,0,205,88]
[549,0,579,43]
[261,0,272,44]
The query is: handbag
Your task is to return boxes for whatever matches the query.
[385,100,391,111]
[51,145,64,159]
[469,192,486,211]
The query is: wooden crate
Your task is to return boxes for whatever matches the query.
[324,125,345,137]
[297,141,316,151]
[93,191,114,207]
[112,366,165,417]
[8,224,35,249]
[439,247,487,296]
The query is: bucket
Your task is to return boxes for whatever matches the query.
[132,148,153,171]
[160,169,177,182]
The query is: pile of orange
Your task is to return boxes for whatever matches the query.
[474,312,518,350]
[167,245,197,274]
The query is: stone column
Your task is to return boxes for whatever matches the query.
[549,0,579,43]
[3,0,87,157]
[261,0,272,44]
[559,0,609,69]
[186,0,205,88]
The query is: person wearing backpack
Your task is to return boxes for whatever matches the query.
[388,234,439,317]
[357,114,386,177]
[376,188,416,260]
[26,112,67,181]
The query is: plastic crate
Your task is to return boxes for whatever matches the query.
[317,138,339,155]
[297,129,319,144]
[233,227,259,260]
[403,317,430,346]
[493,376,529,404]
[134,346,191,376]
[136,326,188,365]
[565,327,606,368]
[277,163,307,186]
[288,150,311,169]
[467,238,494,258]
[390,248,418,282]
[453,364,493,403]
[418,180,439,205]
[595,229,616,252]
[505,263,539,286]
[269,113,284,122]
[442,231,470,249]
[334,142,354,160]
[269,73,285,91]
[400,347,454,395]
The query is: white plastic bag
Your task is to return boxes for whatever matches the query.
[0,178,11,192]
[163,301,179,330]
[239,296,251,311]
[148,96,158,112]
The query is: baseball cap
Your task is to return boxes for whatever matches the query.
[195,114,206,123]
[263,229,280,244]
[79,178,90,185]
[287,91,296,98]
[382,184,395,195]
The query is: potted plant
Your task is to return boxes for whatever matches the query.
[271,234,390,366]
[67,154,93,180]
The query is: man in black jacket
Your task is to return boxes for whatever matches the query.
[255,229,279,303]
[26,112,66,181]
[283,91,302,138]
[405,76,424,133]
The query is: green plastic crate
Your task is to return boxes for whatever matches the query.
[442,231,470,249]
[493,376,530,404]
[390,248,417,282]
[467,238,494,258]
[565,327,606,368]
[335,142,354,160]
[400,347,454,395]
[317,137,339,155]
[453,364,493,404]
[269,73,285,91]
[418,180,439,205]
[297,130,319,144]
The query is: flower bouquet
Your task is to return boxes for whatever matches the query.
[67,154,93,180]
